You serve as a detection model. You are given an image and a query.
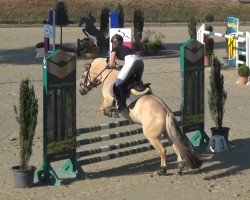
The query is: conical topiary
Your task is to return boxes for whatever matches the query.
[188,16,197,40]
[207,57,227,129]
[14,78,38,170]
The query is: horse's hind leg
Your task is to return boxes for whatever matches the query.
[143,131,167,175]
[172,144,185,175]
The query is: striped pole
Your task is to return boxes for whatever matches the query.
[203,30,245,43]
[246,31,250,67]
[78,141,169,166]
[197,24,245,43]
[197,24,249,67]
[77,138,149,157]
[77,120,133,135]
[77,128,143,146]
[77,113,182,136]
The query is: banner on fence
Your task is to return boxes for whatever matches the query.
[226,17,239,66]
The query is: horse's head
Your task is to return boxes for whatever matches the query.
[79,17,87,27]
[79,58,108,95]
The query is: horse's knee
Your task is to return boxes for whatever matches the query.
[99,98,113,111]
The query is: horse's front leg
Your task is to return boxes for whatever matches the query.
[99,97,114,112]
[99,97,121,118]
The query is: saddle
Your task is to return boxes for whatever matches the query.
[110,83,152,109]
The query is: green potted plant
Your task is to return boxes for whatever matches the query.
[12,78,38,188]
[141,29,165,56]
[114,2,124,28]
[238,64,250,85]
[208,57,230,143]
[77,37,98,58]
[205,13,215,22]
[144,39,163,55]
[55,1,69,45]
[133,9,144,53]
[100,7,110,38]
[188,16,197,39]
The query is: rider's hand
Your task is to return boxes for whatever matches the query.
[106,64,112,69]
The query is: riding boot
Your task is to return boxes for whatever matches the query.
[134,60,144,86]
[116,84,126,109]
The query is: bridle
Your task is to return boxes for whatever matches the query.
[79,59,115,95]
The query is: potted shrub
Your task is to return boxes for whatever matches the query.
[238,64,250,85]
[208,57,230,143]
[12,78,38,188]
[188,16,197,39]
[133,9,144,55]
[77,38,98,58]
[141,29,165,56]
[143,39,164,55]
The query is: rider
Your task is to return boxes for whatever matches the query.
[107,34,144,109]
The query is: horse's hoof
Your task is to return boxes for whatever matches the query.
[112,110,121,118]
[156,166,167,176]
[103,110,110,116]
[176,162,184,176]
[176,169,183,176]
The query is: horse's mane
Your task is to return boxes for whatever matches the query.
[91,57,107,67]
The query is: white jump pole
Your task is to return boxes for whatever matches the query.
[245,31,250,68]
[197,24,249,67]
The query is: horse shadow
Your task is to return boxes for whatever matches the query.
[60,152,180,185]
[85,153,178,179]
[59,136,250,185]
[200,138,250,180]
[82,138,250,182]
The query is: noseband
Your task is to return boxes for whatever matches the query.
[79,59,113,95]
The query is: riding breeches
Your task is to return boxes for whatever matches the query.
[117,54,141,82]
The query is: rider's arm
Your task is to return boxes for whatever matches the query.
[108,51,116,68]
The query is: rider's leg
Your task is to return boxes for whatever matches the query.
[115,79,126,109]
[115,56,137,109]
[134,60,144,85]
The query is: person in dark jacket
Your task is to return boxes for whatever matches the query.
[107,34,144,109]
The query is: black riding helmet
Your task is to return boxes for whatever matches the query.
[111,34,123,48]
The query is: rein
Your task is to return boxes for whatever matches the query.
[81,60,115,90]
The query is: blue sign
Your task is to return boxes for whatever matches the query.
[226,17,239,67]
[110,12,119,28]
[226,17,239,35]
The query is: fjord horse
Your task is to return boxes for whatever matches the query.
[79,58,202,175]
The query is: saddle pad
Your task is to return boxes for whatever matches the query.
[109,83,151,108]
[126,89,151,108]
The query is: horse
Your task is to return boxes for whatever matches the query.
[79,16,109,52]
[79,57,202,175]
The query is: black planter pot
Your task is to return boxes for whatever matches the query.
[211,127,230,144]
[11,165,36,188]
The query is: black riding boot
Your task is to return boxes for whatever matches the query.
[116,84,126,109]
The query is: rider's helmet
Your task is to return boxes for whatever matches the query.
[111,34,123,48]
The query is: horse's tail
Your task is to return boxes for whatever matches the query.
[165,112,202,169]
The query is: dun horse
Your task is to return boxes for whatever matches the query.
[79,58,202,175]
